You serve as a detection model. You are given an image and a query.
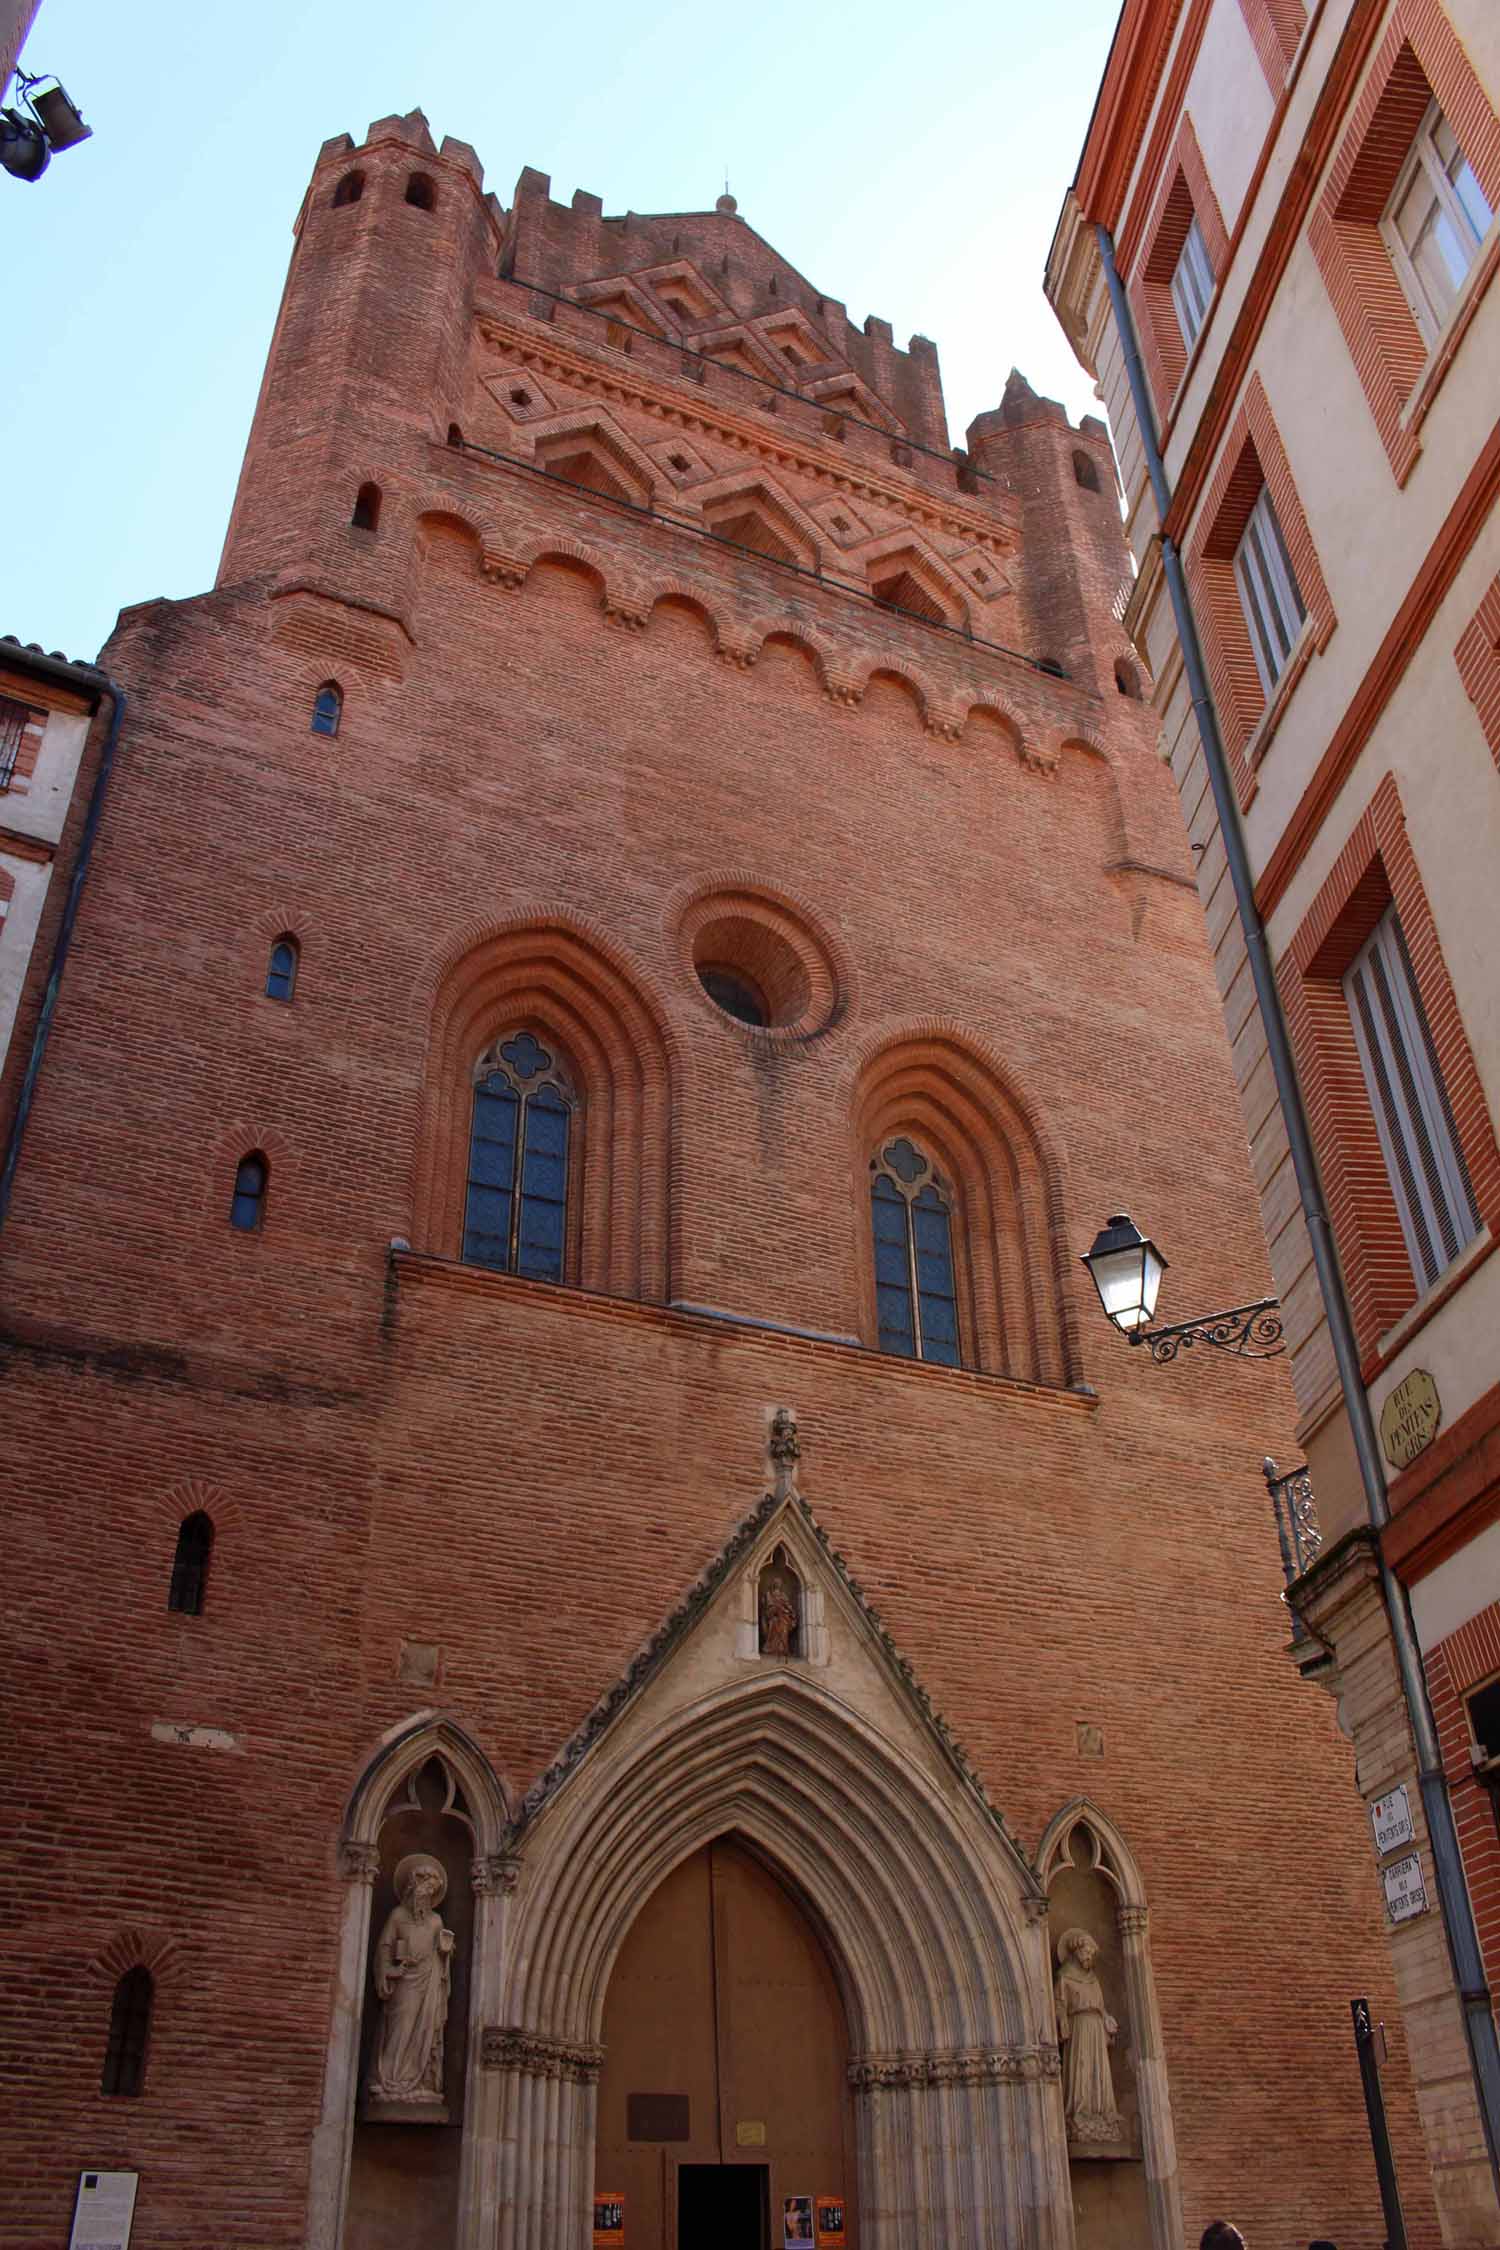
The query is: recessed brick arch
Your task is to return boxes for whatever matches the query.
[851,1025,1077,1386]
[413,915,676,1302]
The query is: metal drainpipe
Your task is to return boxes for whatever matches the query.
[1096,220,1500,2184]
[0,654,126,1232]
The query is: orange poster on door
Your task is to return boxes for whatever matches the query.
[592,2191,624,2245]
[815,2194,847,2247]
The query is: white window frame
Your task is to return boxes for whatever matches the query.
[1343,904,1480,1295]
[1232,484,1306,700]
[1169,215,1215,353]
[1380,95,1494,348]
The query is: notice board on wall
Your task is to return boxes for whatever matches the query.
[68,2172,138,2250]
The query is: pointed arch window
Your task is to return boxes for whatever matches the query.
[102,1965,153,2096]
[311,682,342,737]
[265,936,298,1002]
[463,1031,574,1282]
[230,1152,268,1232]
[870,1138,960,1366]
[168,1511,213,1616]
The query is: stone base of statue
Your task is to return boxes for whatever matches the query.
[362,2091,450,2125]
[1068,2121,1133,2162]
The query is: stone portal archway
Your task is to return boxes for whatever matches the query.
[478,1663,1073,2250]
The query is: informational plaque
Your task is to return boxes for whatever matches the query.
[592,2189,624,2245]
[816,2193,848,2246]
[69,2171,138,2250]
[735,2119,766,2146]
[1380,1369,1442,1471]
[1370,1783,1414,1856]
[1383,1852,1429,1923]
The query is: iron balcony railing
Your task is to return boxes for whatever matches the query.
[1264,1456,1323,1639]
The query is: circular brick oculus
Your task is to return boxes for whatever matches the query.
[680,887,841,1037]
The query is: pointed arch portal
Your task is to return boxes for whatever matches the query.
[477,1669,1071,2250]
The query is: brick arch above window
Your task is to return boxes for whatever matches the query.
[413,915,676,1303]
[1236,0,1306,92]
[1127,114,1230,415]
[1279,773,1500,1361]
[850,1026,1077,1387]
[1186,373,1335,804]
[1308,0,1500,484]
[1455,570,1500,771]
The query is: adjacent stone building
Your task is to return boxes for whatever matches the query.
[1047,1,1500,2241]
[0,108,1437,2250]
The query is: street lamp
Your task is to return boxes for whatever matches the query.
[1081,1213,1284,1365]
[1,69,92,186]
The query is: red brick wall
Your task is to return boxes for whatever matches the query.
[0,113,1438,2250]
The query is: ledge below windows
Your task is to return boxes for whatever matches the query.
[386,1246,1099,1414]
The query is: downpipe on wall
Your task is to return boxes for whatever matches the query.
[1095,219,1500,2192]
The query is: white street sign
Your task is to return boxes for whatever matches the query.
[1383,1852,1429,1923]
[1371,1783,1415,1856]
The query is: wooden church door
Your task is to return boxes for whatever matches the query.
[594,1837,854,2250]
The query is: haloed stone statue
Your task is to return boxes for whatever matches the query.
[1054,1927,1122,2145]
[364,1854,455,2123]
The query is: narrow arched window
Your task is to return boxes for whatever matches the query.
[1114,658,1141,699]
[446,423,464,448]
[1072,448,1101,492]
[870,1138,960,1366]
[311,682,342,737]
[463,1032,574,1283]
[230,1152,268,1232]
[352,482,381,532]
[265,936,298,1002]
[405,172,436,211]
[102,1966,152,2097]
[332,170,364,208]
[168,1511,213,1616]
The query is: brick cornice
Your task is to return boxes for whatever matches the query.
[389,1249,1099,1415]
[474,306,1021,554]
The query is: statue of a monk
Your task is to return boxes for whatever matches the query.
[1054,1927,1122,2144]
[365,1854,455,2122]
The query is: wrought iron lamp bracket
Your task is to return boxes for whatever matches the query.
[1127,1296,1284,1364]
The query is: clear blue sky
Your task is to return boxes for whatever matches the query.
[5,0,1120,662]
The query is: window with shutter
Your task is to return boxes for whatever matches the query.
[1343,905,1479,1292]
[1233,485,1307,698]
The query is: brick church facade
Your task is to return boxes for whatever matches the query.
[0,108,1441,2250]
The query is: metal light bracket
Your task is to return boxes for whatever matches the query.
[1127,1296,1284,1364]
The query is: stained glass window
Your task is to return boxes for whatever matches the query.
[869,1138,960,1366]
[265,938,297,1002]
[463,1032,574,1283]
[230,1154,267,1232]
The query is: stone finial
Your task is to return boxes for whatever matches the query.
[716,192,738,214]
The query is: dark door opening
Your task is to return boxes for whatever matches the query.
[678,2162,766,2249]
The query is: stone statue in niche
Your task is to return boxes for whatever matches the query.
[758,1547,801,1657]
[364,1853,455,2123]
[1054,1927,1122,2145]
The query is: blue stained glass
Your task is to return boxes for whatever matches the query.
[230,1156,266,1232]
[500,1031,552,1081]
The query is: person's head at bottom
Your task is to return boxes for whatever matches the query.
[1200,2225,1246,2250]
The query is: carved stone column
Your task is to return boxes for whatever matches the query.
[305,1843,380,2250]
[847,2046,1072,2249]
[484,2027,605,2250]
[1116,1904,1183,2250]
[457,1855,521,2250]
